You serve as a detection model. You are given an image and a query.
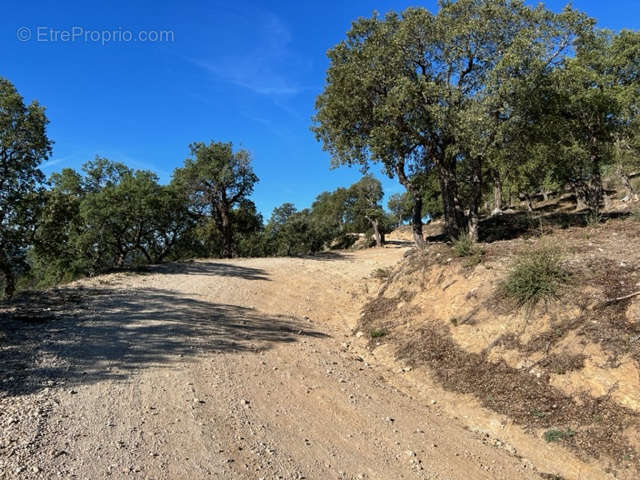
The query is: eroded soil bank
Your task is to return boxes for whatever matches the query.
[363,217,640,479]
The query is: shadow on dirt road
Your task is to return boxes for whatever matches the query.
[0,286,327,397]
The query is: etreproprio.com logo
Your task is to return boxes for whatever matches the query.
[16,26,174,45]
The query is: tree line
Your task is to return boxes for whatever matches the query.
[3,0,640,297]
[0,75,398,298]
[313,0,640,245]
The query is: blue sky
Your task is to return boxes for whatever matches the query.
[2,1,639,218]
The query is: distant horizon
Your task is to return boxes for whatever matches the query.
[3,0,639,217]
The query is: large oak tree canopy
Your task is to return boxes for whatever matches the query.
[312,0,590,242]
[172,141,258,258]
[0,77,51,297]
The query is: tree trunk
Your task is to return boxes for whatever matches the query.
[621,173,635,202]
[574,184,587,211]
[394,162,425,249]
[437,164,464,239]
[0,260,15,299]
[525,194,534,212]
[467,158,483,242]
[214,203,234,259]
[587,164,604,217]
[411,194,425,248]
[492,181,503,216]
[368,218,383,248]
[138,246,153,264]
[221,218,233,259]
[584,142,604,216]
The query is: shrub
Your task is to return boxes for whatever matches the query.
[372,267,392,280]
[453,234,479,258]
[499,243,569,308]
[544,429,576,443]
[585,211,601,227]
[452,234,483,267]
[630,206,640,222]
[370,329,387,338]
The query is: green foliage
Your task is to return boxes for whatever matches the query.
[370,329,387,338]
[387,175,442,224]
[30,158,198,286]
[313,1,590,240]
[345,175,388,246]
[585,211,602,227]
[452,235,478,258]
[452,234,483,267]
[0,77,52,297]
[263,175,395,256]
[172,141,258,258]
[544,429,576,443]
[264,204,330,256]
[499,244,569,309]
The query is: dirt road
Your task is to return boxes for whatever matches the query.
[2,246,546,479]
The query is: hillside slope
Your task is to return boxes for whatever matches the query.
[360,204,640,479]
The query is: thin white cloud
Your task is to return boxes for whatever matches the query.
[41,158,65,170]
[192,11,306,97]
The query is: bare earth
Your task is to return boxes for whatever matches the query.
[3,246,555,480]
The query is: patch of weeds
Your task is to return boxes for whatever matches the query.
[452,234,484,267]
[586,212,602,227]
[531,409,547,419]
[498,243,569,309]
[453,234,480,258]
[463,251,483,268]
[372,267,392,280]
[370,329,387,338]
[540,474,566,480]
[544,428,576,443]
[630,206,640,222]
[450,317,458,327]
[539,353,586,375]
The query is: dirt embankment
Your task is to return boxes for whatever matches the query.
[359,214,640,479]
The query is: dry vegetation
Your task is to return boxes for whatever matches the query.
[360,195,640,476]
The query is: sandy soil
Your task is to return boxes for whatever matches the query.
[2,245,567,480]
